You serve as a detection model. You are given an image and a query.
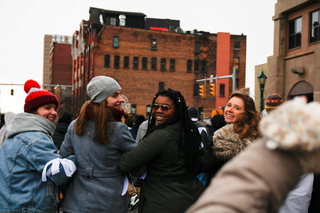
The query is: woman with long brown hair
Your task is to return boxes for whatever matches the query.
[60,76,137,213]
[206,90,261,186]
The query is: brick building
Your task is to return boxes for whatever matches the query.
[255,0,320,111]
[43,34,72,87]
[49,42,72,86]
[43,35,73,112]
[71,7,247,119]
[49,42,73,112]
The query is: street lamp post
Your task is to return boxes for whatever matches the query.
[258,70,267,112]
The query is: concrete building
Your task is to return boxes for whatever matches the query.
[71,8,247,119]
[255,0,320,111]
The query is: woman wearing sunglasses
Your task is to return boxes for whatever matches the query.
[119,89,204,213]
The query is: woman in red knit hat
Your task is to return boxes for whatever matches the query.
[0,79,76,213]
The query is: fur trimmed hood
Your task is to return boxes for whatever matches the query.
[213,124,253,161]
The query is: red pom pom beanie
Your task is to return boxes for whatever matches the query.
[24,79,59,112]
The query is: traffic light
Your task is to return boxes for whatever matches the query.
[199,85,204,98]
[10,89,14,96]
[210,83,215,96]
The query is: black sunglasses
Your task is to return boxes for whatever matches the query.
[152,104,174,113]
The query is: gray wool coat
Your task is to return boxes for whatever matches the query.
[60,120,137,213]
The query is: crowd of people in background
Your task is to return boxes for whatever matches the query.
[0,76,319,213]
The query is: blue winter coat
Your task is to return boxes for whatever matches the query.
[0,113,76,213]
[53,122,69,150]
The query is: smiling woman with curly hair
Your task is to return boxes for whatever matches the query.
[206,90,261,186]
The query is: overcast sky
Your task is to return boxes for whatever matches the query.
[0,0,277,114]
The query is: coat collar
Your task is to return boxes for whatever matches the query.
[213,124,253,161]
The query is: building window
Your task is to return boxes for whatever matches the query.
[219,84,225,97]
[68,36,72,44]
[133,57,139,69]
[99,14,104,25]
[170,59,175,71]
[104,55,110,67]
[194,84,199,96]
[124,56,129,68]
[61,36,65,43]
[110,17,116,26]
[52,35,56,42]
[310,10,320,43]
[57,36,61,43]
[201,61,207,73]
[194,60,200,72]
[236,78,240,90]
[114,55,120,68]
[187,60,192,73]
[151,39,157,50]
[161,58,166,70]
[234,41,240,49]
[233,57,240,69]
[159,82,164,91]
[142,57,148,69]
[195,41,201,53]
[288,17,302,49]
[198,107,204,121]
[75,36,79,48]
[131,104,136,114]
[113,36,119,48]
[151,58,157,70]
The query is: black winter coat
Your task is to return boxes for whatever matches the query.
[204,124,253,187]
[119,121,205,213]
[52,122,69,150]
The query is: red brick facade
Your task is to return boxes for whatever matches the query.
[49,42,73,112]
[49,42,72,85]
[71,9,246,119]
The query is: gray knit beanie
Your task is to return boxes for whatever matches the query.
[87,76,121,103]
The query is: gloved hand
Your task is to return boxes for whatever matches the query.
[260,96,320,173]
